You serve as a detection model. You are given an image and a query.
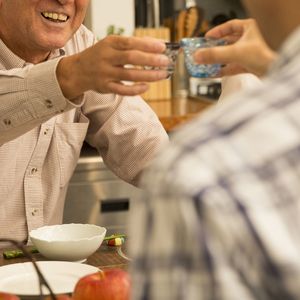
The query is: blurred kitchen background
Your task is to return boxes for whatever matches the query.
[63,0,246,235]
[84,0,246,39]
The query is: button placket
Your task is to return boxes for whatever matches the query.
[24,118,56,233]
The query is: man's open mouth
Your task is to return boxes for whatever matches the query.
[41,12,69,23]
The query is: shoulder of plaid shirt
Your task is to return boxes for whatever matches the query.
[129,26,300,300]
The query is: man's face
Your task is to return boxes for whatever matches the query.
[242,0,287,50]
[0,0,89,62]
[242,0,271,39]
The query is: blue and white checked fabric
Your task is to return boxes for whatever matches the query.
[129,26,300,300]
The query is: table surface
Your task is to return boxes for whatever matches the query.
[0,244,130,300]
[0,244,130,270]
[147,97,215,132]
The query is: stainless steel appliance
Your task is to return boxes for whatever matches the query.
[63,146,143,235]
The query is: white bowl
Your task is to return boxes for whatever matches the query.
[29,223,107,262]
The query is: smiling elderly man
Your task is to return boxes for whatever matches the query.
[0,0,169,245]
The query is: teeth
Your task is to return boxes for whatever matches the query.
[58,14,67,21]
[42,12,68,22]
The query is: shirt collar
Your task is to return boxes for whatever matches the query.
[0,38,65,69]
[269,25,300,74]
[48,48,66,60]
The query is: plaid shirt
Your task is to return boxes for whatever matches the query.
[129,26,300,300]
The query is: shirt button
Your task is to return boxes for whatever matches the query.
[45,99,53,108]
[31,209,38,216]
[3,119,11,126]
[43,128,50,135]
[30,167,38,174]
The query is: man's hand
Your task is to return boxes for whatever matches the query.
[57,35,170,99]
[193,19,277,77]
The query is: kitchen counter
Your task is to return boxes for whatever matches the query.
[0,243,130,298]
[0,243,129,269]
[147,97,216,132]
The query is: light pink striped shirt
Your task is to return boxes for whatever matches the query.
[0,25,168,246]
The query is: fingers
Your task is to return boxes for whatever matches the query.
[91,66,169,96]
[205,18,253,40]
[107,35,166,53]
[193,45,237,65]
[112,49,170,69]
[193,45,249,77]
[96,36,170,70]
[110,66,169,83]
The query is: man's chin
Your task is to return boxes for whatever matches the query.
[39,31,73,49]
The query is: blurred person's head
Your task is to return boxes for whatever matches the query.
[242,0,300,50]
[0,0,90,63]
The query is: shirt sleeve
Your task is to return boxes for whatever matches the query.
[0,58,83,145]
[82,91,169,185]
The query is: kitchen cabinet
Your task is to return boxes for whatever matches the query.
[63,150,144,236]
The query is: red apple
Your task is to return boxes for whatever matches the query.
[0,292,20,300]
[73,268,130,300]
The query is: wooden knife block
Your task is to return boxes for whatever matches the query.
[134,27,171,102]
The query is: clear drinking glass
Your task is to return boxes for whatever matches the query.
[180,37,226,78]
[144,42,180,77]
[164,42,180,76]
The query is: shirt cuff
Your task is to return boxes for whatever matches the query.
[26,57,84,117]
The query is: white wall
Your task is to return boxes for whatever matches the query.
[85,0,135,39]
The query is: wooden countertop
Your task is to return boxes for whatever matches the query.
[147,97,216,132]
[0,244,130,269]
